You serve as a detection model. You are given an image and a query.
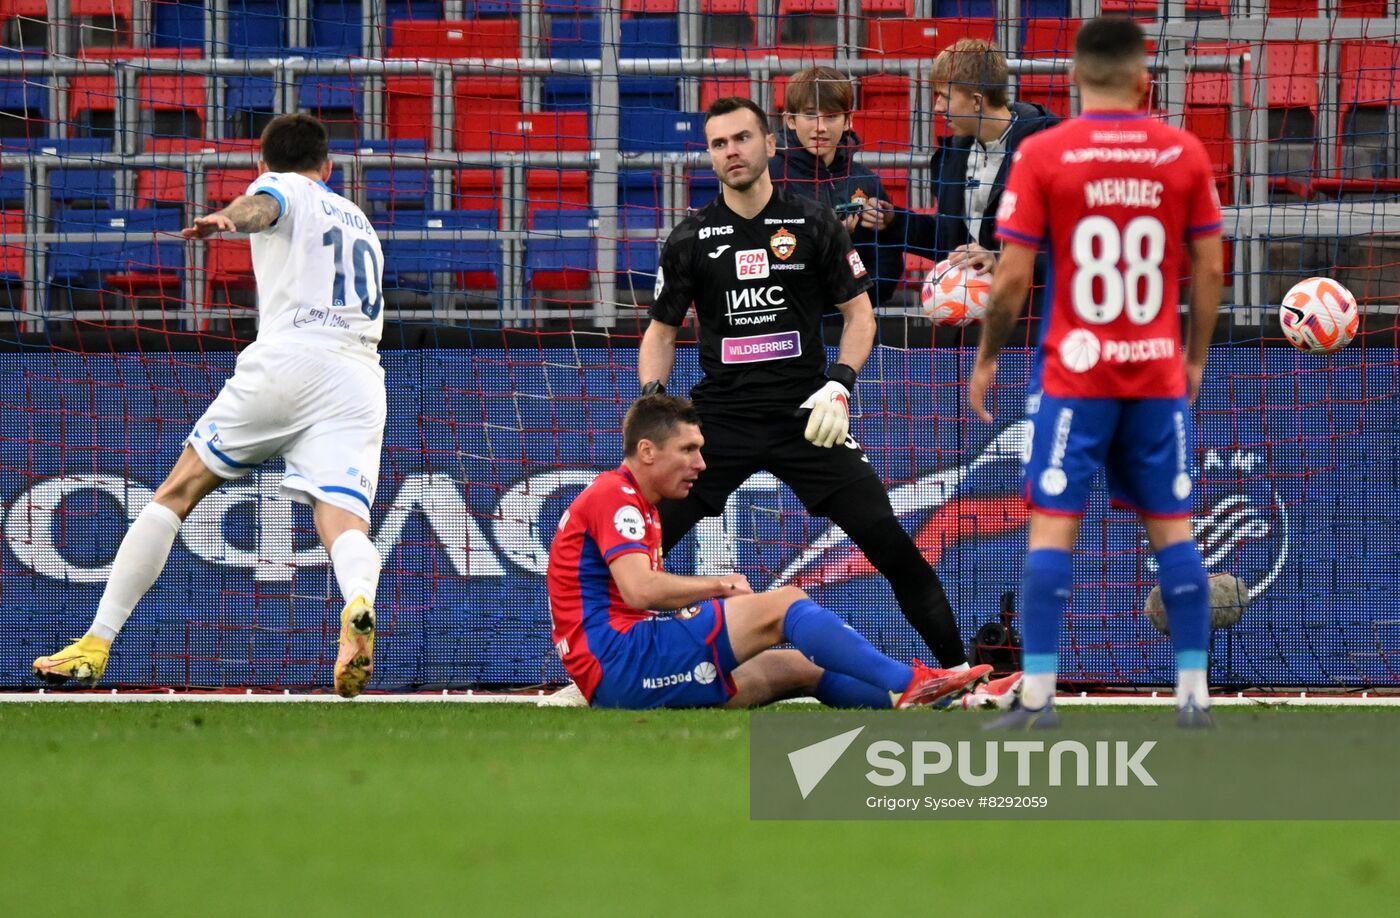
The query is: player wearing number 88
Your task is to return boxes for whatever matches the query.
[32,114,387,697]
[967,17,1225,728]
[1279,276,1360,353]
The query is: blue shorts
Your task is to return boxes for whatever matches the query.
[1022,392,1196,519]
[590,600,740,709]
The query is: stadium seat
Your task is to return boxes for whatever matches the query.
[619,206,662,281]
[308,0,364,56]
[384,76,520,143]
[857,75,913,152]
[0,0,48,53]
[700,78,752,111]
[700,0,757,53]
[224,76,275,139]
[298,76,363,141]
[862,18,994,58]
[0,75,47,139]
[777,0,838,53]
[875,169,908,208]
[687,171,719,209]
[1183,107,1234,203]
[48,207,184,294]
[385,0,446,26]
[0,209,24,282]
[1340,42,1400,108]
[933,0,995,14]
[861,0,913,14]
[455,110,590,153]
[454,167,502,212]
[528,209,596,291]
[622,0,678,12]
[1266,42,1319,110]
[622,110,703,152]
[67,0,134,51]
[386,18,521,59]
[70,58,205,141]
[149,0,205,49]
[1019,18,1080,119]
[546,16,681,60]
[0,137,114,209]
[527,169,590,213]
[380,209,500,295]
[201,236,256,318]
[329,138,432,217]
[224,0,287,55]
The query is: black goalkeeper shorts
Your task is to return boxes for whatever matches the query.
[685,410,881,516]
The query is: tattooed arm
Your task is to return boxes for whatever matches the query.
[181,193,282,239]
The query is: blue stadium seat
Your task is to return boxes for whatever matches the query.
[528,209,596,289]
[621,110,703,151]
[386,1,445,25]
[225,76,276,138]
[542,77,590,112]
[150,0,205,49]
[934,0,996,14]
[546,16,681,59]
[308,0,364,56]
[0,77,48,138]
[328,139,432,215]
[225,0,287,55]
[619,204,662,279]
[688,172,719,209]
[298,76,363,139]
[45,138,119,208]
[380,209,499,292]
[0,138,115,208]
[48,208,185,288]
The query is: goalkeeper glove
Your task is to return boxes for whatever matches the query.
[799,364,855,448]
[640,380,666,397]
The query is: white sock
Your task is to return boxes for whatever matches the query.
[949,662,970,672]
[330,529,381,605]
[90,501,182,640]
[1022,673,1057,710]
[1176,669,1210,709]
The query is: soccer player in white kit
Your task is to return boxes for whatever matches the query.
[34,114,387,698]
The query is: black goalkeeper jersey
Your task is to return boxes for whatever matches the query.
[650,186,873,417]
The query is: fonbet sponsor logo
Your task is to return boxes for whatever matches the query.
[786,726,1157,802]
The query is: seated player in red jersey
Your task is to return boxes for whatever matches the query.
[546,394,994,709]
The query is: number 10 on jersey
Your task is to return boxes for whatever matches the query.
[322,227,384,320]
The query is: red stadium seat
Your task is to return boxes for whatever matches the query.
[455,109,591,153]
[857,74,912,151]
[622,0,679,12]
[0,210,24,282]
[875,169,908,208]
[528,170,590,212]
[1339,41,1400,107]
[385,19,521,59]
[862,18,994,58]
[860,0,912,14]
[1266,42,1319,109]
[1019,18,1080,119]
[700,78,753,111]
[384,76,521,143]
[69,50,206,137]
[1183,107,1234,204]
[455,168,502,212]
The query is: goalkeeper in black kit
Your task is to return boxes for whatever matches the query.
[638,96,1022,710]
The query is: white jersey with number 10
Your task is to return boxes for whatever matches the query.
[245,172,384,367]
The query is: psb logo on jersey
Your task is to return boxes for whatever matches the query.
[653,266,665,299]
[770,228,797,261]
[699,225,733,240]
[735,248,769,279]
[614,505,647,540]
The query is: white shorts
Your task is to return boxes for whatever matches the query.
[188,342,387,521]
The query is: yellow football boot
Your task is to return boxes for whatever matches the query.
[333,596,375,698]
[33,634,112,687]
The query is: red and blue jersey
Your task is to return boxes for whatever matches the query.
[995,111,1222,399]
[546,465,663,701]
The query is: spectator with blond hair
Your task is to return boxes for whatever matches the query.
[887,39,1059,276]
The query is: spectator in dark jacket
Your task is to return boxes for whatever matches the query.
[880,40,1060,277]
[769,66,906,306]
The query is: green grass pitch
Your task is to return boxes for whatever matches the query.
[1,703,1394,917]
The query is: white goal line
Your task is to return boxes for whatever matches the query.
[3,691,1399,706]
